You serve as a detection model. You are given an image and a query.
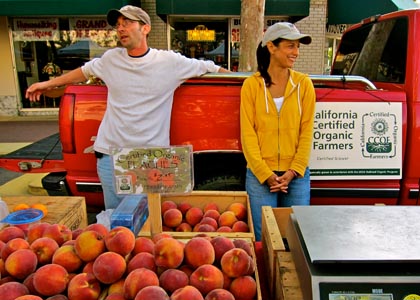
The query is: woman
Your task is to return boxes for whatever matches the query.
[240,22,316,241]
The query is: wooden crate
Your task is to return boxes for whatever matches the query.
[261,206,302,300]
[2,196,88,230]
[145,191,255,240]
[176,236,262,300]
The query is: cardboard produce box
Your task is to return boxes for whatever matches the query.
[261,206,303,300]
[144,191,255,240]
[2,196,88,230]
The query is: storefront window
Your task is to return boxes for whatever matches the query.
[11,17,118,109]
[169,18,231,70]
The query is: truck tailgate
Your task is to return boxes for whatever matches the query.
[0,133,65,173]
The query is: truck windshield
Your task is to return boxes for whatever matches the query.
[331,17,408,84]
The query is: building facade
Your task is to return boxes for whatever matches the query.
[0,0,415,117]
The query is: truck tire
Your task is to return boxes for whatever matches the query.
[193,152,246,191]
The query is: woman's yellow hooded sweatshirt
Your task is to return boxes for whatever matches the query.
[240,70,316,184]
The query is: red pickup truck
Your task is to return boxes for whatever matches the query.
[1,9,419,209]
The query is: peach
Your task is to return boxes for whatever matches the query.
[0,275,15,285]
[231,221,249,233]
[161,200,177,215]
[67,272,101,300]
[33,263,69,296]
[159,268,189,294]
[27,222,50,244]
[203,202,219,212]
[210,236,235,262]
[176,222,193,232]
[217,226,233,232]
[171,285,204,300]
[190,264,224,295]
[1,237,30,261]
[245,255,256,275]
[132,236,155,255]
[220,248,251,278]
[30,237,59,265]
[200,217,219,230]
[193,223,216,232]
[105,293,125,300]
[233,239,252,256]
[74,230,106,262]
[154,237,184,269]
[82,261,94,274]
[45,295,69,300]
[0,257,7,278]
[93,251,126,284]
[0,226,25,243]
[152,232,173,243]
[123,268,159,300]
[204,288,235,300]
[227,202,247,221]
[22,273,38,295]
[104,226,135,257]
[185,207,204,227]
[127,252,156,273]
[203,209,221,221]
[179,264,194,277]
[222,272,232,289]
[134,286,169,300]
[184,237,215,268]
[108,278,125,295]
[71,228,84,240]
[177,201,192,215]
[52,244,83,273]
[0,282,29,300]
[84,223,109,237]
[5,248,38,279]
[218,211,237,228]
[229,275,257,300]
[42,224,72,246]
[15,295,43,300]
[163,208,183,228]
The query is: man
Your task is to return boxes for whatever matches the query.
[26,5,229,209]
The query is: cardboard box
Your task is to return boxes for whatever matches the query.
[144,191,255,240]
[261,206,302,300]
[2,196,88,230]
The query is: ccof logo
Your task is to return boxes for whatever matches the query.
[366,118,391,153]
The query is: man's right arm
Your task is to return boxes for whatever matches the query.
[26,67,87,101]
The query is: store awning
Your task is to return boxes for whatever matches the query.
[328,0,418,24]
[156,0,310,21]
[0,0,136,16]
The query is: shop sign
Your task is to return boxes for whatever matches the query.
[310,102,402,180]
[326,24,349,35]
[112,146,193,195]
[69,18,114,40]
[230,17,288,43]
[13,18,60,41]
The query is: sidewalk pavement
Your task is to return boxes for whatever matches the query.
[0,115,58,197]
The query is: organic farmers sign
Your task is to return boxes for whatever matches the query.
[310,102,402,180]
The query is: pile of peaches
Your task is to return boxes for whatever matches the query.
[161,200,250,233]
[0,216,258,299]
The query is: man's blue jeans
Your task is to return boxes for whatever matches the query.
[246,167,310,241]
[96,154,125,209]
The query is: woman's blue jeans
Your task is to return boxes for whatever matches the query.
[246,167,310,241]
[96,154,125,209]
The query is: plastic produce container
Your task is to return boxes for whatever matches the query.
[111,195,148,235]
[2,208,44,232]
